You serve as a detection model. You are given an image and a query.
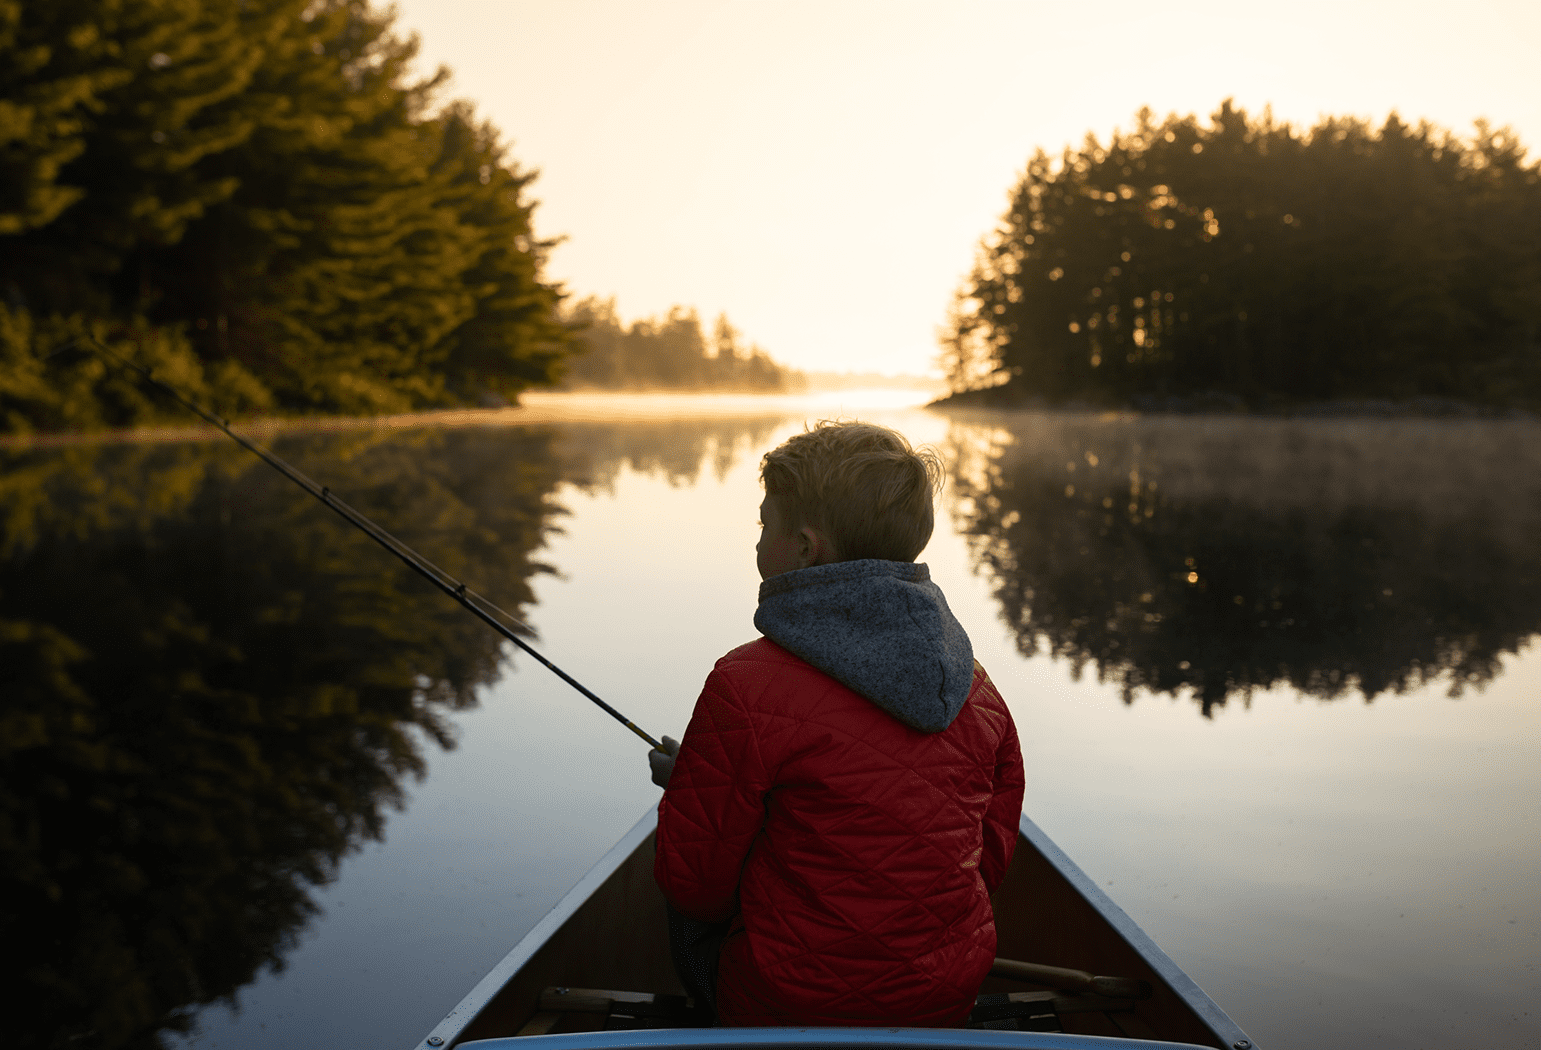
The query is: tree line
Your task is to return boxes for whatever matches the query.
[942,102,1541,412]
[0,0,568,434]
[560,296,800,392]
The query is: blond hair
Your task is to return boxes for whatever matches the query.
[760,420,943,562]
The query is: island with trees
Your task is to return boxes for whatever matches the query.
[939,102,1541,414]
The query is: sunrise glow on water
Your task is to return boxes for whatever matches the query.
[9,401,1509,1049]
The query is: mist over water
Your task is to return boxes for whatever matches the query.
[945,411,1541,712]
[2,397,1536,1050]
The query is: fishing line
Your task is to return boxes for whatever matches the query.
[70,336,662,750]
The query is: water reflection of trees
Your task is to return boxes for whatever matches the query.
[1,426,566,1049]
[945,412,1541,715]
[1,412,786,1049]
[553,416,787,490]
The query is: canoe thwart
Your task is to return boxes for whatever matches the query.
[967,992,1059,1033]
[967,990,1140,1033]
[972,990,1141,1016]
[536,987,707,1030]
[539,988,668,1014]
[514,1013,562,1037]
[990,958,1153,1001]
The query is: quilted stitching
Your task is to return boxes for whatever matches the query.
[656,639,1025,1026]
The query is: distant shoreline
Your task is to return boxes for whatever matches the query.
[0,387,942,448]
[8,387,1536,450]
[929,386,1540,420]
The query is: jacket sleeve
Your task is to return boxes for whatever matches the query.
[978,676,1025,895]
[655,665,772,923]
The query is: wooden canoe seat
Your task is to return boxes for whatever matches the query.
[522,988,708,1034]
[966,989,1148,1033]
[989,957,1152,1000]
[978,957,1156,1039]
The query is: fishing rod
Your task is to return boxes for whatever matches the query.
[72,336,662,750]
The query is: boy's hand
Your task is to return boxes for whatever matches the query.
[649,735,681,789]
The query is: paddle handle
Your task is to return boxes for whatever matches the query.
[990,957,1152,1000]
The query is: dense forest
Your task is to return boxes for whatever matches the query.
[559,296,800,392]
[0,0,568,434]
[942,102,1541,412]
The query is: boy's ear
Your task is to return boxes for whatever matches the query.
[797,526,836,568]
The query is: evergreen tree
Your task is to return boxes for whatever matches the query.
[3,0,278,311]
[434,103,568,403]
[0,0,569,432]
[948,102,1541,411]
[0,0,118,237]
[560,296,796,391]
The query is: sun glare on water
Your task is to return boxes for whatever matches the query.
[511,387,943,423]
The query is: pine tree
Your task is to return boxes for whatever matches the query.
[0,0,571,430]
[949,102,1541,411]
[560,298,795,391]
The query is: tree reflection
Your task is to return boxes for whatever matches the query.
[1,426,566,1049]
[945,413,1541,715]
[553,415,787,489]
[0,412,790,1049]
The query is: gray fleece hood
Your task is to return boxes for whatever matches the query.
[753,560,974,733]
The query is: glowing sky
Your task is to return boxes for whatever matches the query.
[390,0,1541,377]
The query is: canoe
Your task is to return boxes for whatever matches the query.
[414,808,1258,1050]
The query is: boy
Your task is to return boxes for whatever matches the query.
[650,420,1024,1027]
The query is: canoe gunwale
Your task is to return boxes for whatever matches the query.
[459,1029,1220,1050]
[416,811,660,1050]
[1011,814,1251,1050]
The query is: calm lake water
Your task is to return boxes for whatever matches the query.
[4,393,1537,1050]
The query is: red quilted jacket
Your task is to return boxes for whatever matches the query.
[655,638,1025,1027]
